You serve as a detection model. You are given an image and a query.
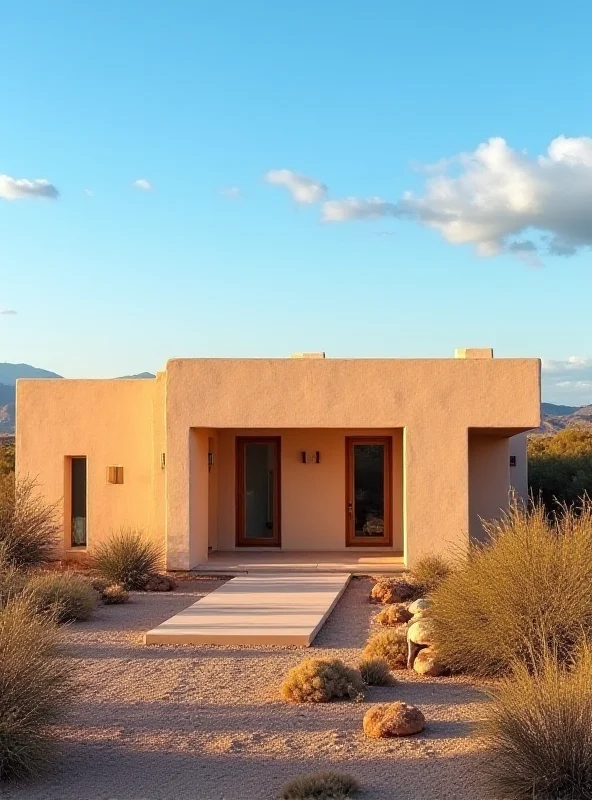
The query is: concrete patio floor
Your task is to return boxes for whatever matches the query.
[190,550,405,575]
[145,573,350,646]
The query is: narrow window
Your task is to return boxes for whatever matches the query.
[71,457,87,547]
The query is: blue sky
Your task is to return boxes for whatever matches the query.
[2,0,592,403]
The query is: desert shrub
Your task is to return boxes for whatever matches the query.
[280,770,361,799]
[363,629,407,670]
[370,577,419,604]
[0,476,60,569]
[376,603,412,626]
[529,429,592,511]
[431,501,592,676]
[483,645,592,799]
[90,528,163,590]
[359,657,395,686]
[0,596,74,781]
[0,442,14,476]
[409,554,453,594]
[281,658,364,703]
[101,584,129,605]
[24,571,97,622]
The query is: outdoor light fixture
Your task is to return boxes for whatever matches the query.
[106,466,124,484]
[509,455,517,467]
[208,452,214,471]
[161,452,166,469]
[301,451,320,464]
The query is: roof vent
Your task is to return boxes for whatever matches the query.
[290,352,326,359]
[454,348,494,359]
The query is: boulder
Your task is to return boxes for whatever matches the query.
[408,608,433,625]
[413,646,445,677]
[363,702,425,738]
[408,598,433,615]
[144,574,177,592]
[407,619,435,646]
[407,619,436,668]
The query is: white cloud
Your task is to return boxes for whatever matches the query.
[265,169,327,204]
[404,136,592,258]
[84,188,94,197]
[542,357,592,402]
[0,175,59,200]
[132,179,152,191]
[322,197,403,222]
[0,309,17,315]
[220,186,242,198]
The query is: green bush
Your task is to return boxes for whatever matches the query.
[359,657,395,686]
[431,501,592,676]
[280,771,361,799]
[409,554,453,594]
[362,629,408,670]
[528,429,592,511]
[281,658,364,703]
[90,528,164,589]
[0,476,60,568]
[24,571,97,622]
[483,645,592,799]
[0,597,74,781]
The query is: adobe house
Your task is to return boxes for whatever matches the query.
[15,349,540,571]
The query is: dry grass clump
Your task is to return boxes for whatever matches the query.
[0,597,75,781]
[24,571,97,622]
[409,554,453,595]
[363,629,408,670]
[363,701,425,738]
[281,658,364,703]
[279,770,361,799]
[370,577,418,604]
[91,528,164,590]
[0,476,60,569]
[376,603,412,626]
[431,501,592,676]
[101,584,129,605]
[483,645,592,799]
[359,657,395,686]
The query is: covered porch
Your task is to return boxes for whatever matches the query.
[191,549,406,575]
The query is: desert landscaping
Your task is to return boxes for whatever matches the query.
[3,575,489,800]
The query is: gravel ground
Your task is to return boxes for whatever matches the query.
[2,577,491,800]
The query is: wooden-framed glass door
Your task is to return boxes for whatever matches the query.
[345,437,392,546]
[236,437,281,547]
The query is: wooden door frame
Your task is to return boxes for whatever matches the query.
[345,436,392,547]
[235,436,282,547]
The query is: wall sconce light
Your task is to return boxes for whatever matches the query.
[208,452,214,472]
[161,452,166,469]
[107,466,124,484]
[509,455,517,467]
[301,451,320,464]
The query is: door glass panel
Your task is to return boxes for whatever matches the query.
[353,444,385,537]
[244,443,275,539]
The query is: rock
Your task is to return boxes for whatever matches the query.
[408,608,433,625]
[408,598,433,615]
[363,702,425,738]
[370,579,416,605]
[407,619,436,668]
[376,603,413,626]
[144,574,176,592]
[413,646,445,677]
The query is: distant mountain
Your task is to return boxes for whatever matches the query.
[0,363,61,385]
[537,402,592,434]
[117,372,156,379]
[0,364,155,434]
[541,402,581,417]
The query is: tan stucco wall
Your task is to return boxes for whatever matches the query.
[468,433,511,543]
[215,428,404,553]
[16,354,541,569]
[16,379,165,556]
[165,357,540,568]
[509,431,529,501]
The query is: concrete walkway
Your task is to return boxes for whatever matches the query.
[144,574,350,646]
